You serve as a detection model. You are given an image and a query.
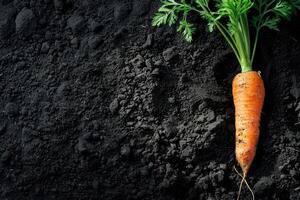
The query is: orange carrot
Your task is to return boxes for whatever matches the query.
[153,0,299,198]
[232,71,265,199]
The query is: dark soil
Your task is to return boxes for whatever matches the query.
[0,0,299,200]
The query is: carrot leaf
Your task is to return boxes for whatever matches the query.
[177,18,196,42]
[152,0,300,72]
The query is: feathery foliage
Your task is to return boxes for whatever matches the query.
[152,0,300,72]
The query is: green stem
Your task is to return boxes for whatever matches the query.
[251,28,260,65]
[241,64,252,72]
[235,31,250,72]
[241,13,251,58]
[192,7,241,63]
[192,3,252,72]
[233,12,252,72]
[233,18,251,72]
[216,22,241,63]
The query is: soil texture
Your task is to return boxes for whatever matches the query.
[0,0,300,199]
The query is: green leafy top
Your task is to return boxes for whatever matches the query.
[252,0,295,31]
[152,0,300,72]
[152,0,195,42]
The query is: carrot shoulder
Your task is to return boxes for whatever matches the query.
[233,71,265,176]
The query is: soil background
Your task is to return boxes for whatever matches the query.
[0,0,299,200]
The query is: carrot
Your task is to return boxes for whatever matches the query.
[233,71,265,199]
[153,0,299,199]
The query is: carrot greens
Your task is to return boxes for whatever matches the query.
[152,0,300,72]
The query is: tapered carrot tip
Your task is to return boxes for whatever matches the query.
[232,71,265,176]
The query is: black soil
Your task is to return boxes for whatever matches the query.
[0,1,299,200]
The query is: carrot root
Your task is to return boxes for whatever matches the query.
[233,71,265,175]
[232,71,264,200]
[234,166,255,200]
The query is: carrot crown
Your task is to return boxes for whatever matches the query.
[152,0,300,72]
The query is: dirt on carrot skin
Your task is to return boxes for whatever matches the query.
[0,1,299,200]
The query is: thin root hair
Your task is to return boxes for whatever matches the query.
[233,166,255,200]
